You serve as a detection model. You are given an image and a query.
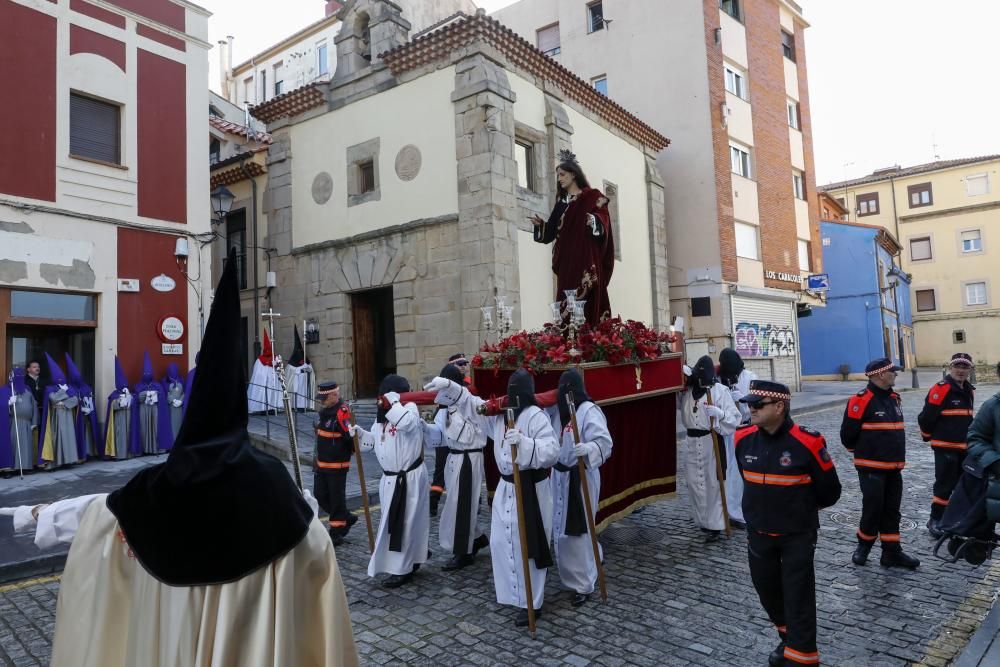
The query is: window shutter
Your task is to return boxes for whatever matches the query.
[70,93,120,164]
[915,290,935,311]
[537,24,560,53]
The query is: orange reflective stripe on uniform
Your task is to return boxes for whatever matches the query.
[783,647,819,664]
[880,533,900,542]
[316,460,350,470]
[860,422,904,430]
[430,485,445,493]
[774,624,787,633]
[930,439,967,450]
[316,429,342,438]
[857,530,877,542]
[853,458,905,470]
[328,520,347,527]
[941,409,974,416]
[743,471,812,486]
[932,496,950,506]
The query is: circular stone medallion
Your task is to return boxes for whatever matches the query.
[311,172,333,204]
[394,145,422,181]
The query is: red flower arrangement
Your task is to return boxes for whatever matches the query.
[473,317,678,374]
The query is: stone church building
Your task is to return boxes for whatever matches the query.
[248,0,670,398]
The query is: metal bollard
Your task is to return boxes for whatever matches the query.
[912,368,919,389]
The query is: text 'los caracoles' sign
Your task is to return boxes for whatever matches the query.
[765,270,802,284]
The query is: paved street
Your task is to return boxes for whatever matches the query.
[2,387,1000,665]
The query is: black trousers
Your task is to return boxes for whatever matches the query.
[856,468,903,548]
[315,469,350,537]
[431,449,447,496]
[748,530,819,664]
[931,449,965,520]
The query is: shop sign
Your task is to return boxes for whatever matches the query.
[158,315,185,342]
[151,274,177,292]
[162,344,183,355]
[765,270,802,284]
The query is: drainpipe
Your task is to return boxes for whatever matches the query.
[241,158,261,357]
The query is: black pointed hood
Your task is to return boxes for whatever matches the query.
[558,368,592,428]
[377,374,410,423]
[288,325,306,367]
[718,348,744,387]
[107,248,311,586]
[689,355,716,400]
[507,368,537,419]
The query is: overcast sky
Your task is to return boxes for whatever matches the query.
[199,0,1000,185]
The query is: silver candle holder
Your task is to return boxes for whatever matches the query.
[482,295,515,344]
[551,291,587,358]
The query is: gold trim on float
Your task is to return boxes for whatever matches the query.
[598,476,677,509]
[595,385,685,407]
[596,492,676,532]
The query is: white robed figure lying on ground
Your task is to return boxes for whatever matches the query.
[548,369,612,606]
[247,329,282,414]
[425,368,559,628]
[1,250,358,667]
[680,355,742,541]
[350,374,431,588]
[717,347,757,525]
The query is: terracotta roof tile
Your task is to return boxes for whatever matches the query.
[820,154,1000,191]
[249,83,326,124]
[209,115,271,143]
[380,13,669,151]
[210,160,266,188]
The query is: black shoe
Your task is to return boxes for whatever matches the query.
[572,593,590,607]
[730,520,746,531]
[852,541,873,565]
[383,573,413,588]
[328,531,344,546]
[442,554,474,571]
[514,609,542,627]
[881,549,920,569]
[472,534,489,555]
[768,641,786,666]
[704,530,720,543]
[429,494,440,517]
[926,518,943,539]
[347,514,359,527]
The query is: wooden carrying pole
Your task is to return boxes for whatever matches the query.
[506,407,537,638]
[705,390,732,537]
[349,405,375,553]
[566,392,608,602]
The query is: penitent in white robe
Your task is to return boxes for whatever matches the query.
[7,494,357,667]
[679,384,742,531]
[547,402,613,595]
[247,360,282,413]
[722,368,756,523]
[356,402,431,577]
[289,363,315,411]
[436,383,559,610]
[430,395,487,554]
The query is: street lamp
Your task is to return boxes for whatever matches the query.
[210,185,235,224]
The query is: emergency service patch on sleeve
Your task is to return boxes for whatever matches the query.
[819,448,832,463]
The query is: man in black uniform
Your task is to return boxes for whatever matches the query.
[919,352,976,538]
[430,353,469,516]
[736,380,841,666]
[840,357,920,569]
[313,380,356,545]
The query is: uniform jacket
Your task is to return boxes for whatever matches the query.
[917,376,975,451]
[840,383,906,470]
[315,401,353,470]
[968,393,1000,471]
[735,419,841,534]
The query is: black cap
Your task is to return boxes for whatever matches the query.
[865,358,902,377]
[449,352,469,366]
[315,380,339,399]
[950,352,973,368]
[739,380,792,406]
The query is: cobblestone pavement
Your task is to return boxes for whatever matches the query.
[2,387,1000,666]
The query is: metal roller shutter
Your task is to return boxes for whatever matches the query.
[731,296,796,358]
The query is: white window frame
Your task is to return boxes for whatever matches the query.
[536,22,561,56]
[592,75,608,96]
[966,172,990,196]
[797,239,810,272]
[965,281,988,307]
[317,41,329,76]
[724,65,747,100]
[792,171,805,200]
[787,100,800,129]
[587,1,604,34]
[961,229,983,254]
[730,143,751,178]
[734,221,760,260]
[909,236,932,262]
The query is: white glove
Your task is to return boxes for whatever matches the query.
[301,488,319,517]
[423,377,453,393]
[348,423,362,437]
[730,387,744,401]
[702,404,725,420]
[682,365,693,377]
[572,441,595,462]
[503,428,521,449]
[119,392,132,409]
[383,391,400,406]
[145,392,158,406]
[171,399,183,408]
[58,383,69,392]
[7,395,16,407]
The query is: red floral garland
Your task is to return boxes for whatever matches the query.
[472,317,678,374]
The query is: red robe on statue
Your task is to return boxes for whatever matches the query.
[535,187,615,326]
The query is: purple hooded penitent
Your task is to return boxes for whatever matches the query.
[104,356,138,457]
[133,351,173,452]
[37,353,78,465]
[65,352,100,460]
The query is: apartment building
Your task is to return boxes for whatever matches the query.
[493,0,821,389]
[0,0,211,399]
[820,155,1000,367]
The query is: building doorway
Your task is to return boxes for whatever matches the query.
[6,326,96,387]
[351,287,396,398]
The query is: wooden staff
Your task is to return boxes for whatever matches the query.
[705,389,732,537]
[566,392,607,602]
[349,402,375,553]
[506,407,536,638]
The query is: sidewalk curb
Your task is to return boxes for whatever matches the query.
[954,600,1000,667]
[0,552,67,585]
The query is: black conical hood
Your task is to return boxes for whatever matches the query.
[107,248,311,586]
[288,325,305,367]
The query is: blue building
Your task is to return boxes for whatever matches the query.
[799,217,914,379]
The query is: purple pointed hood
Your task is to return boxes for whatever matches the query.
[44,352,66,385]
[166,363,181,383]
[114,356,129,391]
[10,367,26,394]
[141,351,154,383]
[64,353,83,386]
